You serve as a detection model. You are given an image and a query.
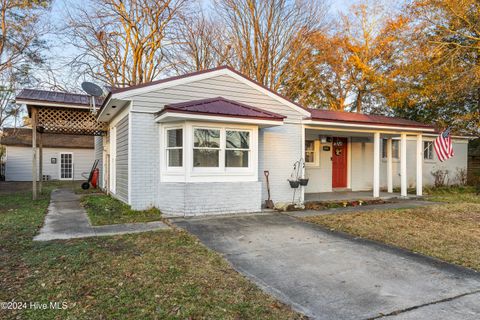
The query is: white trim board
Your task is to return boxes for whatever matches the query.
[155,112,284,127]
[304,122,435,133]
[17,99,91,109]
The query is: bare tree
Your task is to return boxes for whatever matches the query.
[213,0,329,91]
[0,0,50,129]
[65,0,187,87]
[172,9,232,73]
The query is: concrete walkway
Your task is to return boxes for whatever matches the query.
[290,199,438,218]
[174,213,480,320]
[34,189,169,241]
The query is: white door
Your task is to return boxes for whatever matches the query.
[60,153,74,180]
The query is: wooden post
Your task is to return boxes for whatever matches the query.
[32,107,38,200]
[39,132,43,194]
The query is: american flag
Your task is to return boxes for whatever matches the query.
[434,128,454,162]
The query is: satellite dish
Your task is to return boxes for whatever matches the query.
[81,82,103,114]
[81,82,103,97]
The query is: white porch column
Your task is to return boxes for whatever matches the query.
[416,133,423,196]
[373,132,380,198]
[301,125,305,203]
[400,133,408,197]
[387,137,393,193]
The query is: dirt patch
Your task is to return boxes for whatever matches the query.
[0,182,32,195]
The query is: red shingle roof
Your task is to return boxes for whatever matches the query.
[158,97,286,121]
[16,89,103,107]
[308,109,434,129]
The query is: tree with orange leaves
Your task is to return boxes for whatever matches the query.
[390,0,480,134]
[284,1,409,113]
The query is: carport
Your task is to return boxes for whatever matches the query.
[15,89,107,199]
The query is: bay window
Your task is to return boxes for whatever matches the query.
[162,123,256,181]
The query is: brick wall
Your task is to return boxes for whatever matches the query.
[129,112,159,209]
[158,181,262,216]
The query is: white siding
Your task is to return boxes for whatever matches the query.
[115,115,129,202]
[304,134,333,193]
[128,75,305,121]
[5,146,94,181]
[351,138,374,191]
[94,136,103,188]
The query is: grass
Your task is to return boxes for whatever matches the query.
[304,186,480,271]
[424,186,479,204]
[81,194,163,226]
[0,182,302,319]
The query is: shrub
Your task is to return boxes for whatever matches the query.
[431,168,449,187]
[455,168,468,186]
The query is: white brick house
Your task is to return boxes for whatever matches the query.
[93,66,469,216]
[14,67,469,215]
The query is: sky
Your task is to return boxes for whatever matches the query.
[39,0,359,92]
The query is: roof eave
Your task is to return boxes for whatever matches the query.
[154,110,284,127]
[305,119,436,132]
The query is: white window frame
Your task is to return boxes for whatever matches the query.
[305,140,315,164]
[192,126,222,172]
[165,127,184,169]
[59,152,74,180]
[225,129,251,171]
[424,140,434,161]
[382,139,400,160]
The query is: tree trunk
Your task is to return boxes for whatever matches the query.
[355,90,363,113]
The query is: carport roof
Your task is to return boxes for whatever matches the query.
[16,89,103,107]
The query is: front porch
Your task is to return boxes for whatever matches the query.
[301,120,436,201]
[305,190,404,202]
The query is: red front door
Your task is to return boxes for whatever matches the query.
[332,137,348,188]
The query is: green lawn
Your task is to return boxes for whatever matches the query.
[304,187,480,271]
[81,194,163,225]
[0,183,302,319]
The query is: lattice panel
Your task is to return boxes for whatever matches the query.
[37,107,107,136]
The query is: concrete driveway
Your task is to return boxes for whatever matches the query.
[174,213,480,320]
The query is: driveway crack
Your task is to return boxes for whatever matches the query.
[367,289,480,319]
